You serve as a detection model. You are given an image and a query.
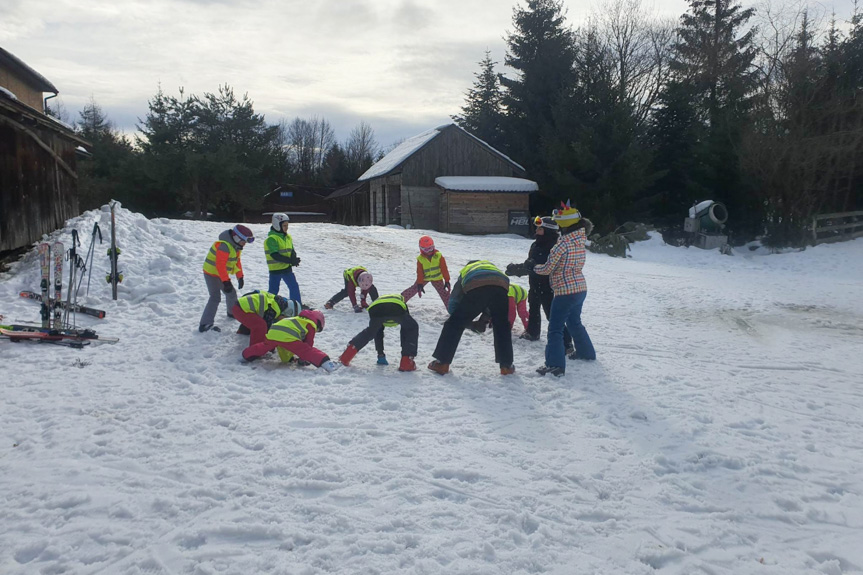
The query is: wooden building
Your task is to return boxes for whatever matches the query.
[357,123,537,234]
[252,184,334,223]
[1,46,89,253]
[328,180,369,226]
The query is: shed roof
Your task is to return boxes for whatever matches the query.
[0,46,58,94]
[327,180,368,200]
[358,123,525,181]
[0,89,89,146]
[435,176,538,193]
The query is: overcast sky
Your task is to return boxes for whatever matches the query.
[1,0,857,148]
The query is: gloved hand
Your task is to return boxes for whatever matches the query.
[262,309,276,328]
[222,281,234,293]
[321,360,338,373]
[444,280,451,291]
[416,283,425,297]
[237,277,244,289]
[505,263,518,276]
[290,256,301,266]
[353,304,363,313]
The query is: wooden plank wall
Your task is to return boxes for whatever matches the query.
[440,192,529,235]
[368,174,401,225]
[400,126,522,187]
[0,64,44,110]
[332,192,370,226]
[400,186,439,229]
[0,120,79,252]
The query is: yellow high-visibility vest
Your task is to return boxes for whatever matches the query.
[459,260,499,280]
[266,316,316,343]
[202,241,240,276]
[508,284,527,304]
[238,292,279,317]
[368,294,407,327]
[344,266,367,286]
[417,252,443,282]
[265,230,294,272]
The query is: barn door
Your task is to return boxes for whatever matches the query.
[388,184,401,225]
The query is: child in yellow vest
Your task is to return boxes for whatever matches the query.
[401,235,450,308]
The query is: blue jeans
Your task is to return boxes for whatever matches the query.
[268,270,302,305]
[545,291,595,369]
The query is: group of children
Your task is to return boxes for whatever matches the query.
[199,202,595,377]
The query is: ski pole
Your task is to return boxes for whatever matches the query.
[79,222,102,297]
[64,230,80,327]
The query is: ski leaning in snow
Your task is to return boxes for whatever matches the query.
[0,324,118,343]
[18,291,106,319]
[52,240,64,328]
[106,202,122,300]
[38,243,51,328]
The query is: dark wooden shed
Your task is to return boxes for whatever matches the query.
[327,180,369,226]
[1,46,89,253]
[253,184,334,223]
[357,123,536,234]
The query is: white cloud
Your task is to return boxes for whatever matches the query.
[2,0,858,147]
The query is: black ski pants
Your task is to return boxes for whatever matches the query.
[433,285,513,367]
[528,274,573,348]
[328,283,379,307]
[349,302,418,357]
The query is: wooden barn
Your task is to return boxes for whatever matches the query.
[328,180,370,226]
[1,46,89,253]
[254,184,333,223]
[357,123,537,235]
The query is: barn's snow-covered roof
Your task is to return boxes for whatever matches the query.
[435,176,538,193]
[0,46,58,94]
[358,123,525,181]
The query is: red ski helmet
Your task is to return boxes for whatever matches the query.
[300,309,325,332]
[232,224,255,244]
[419,235,435,254]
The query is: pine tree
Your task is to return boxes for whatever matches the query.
[500,0,577,181]
[453,50,505,150]
[668,0,760,235]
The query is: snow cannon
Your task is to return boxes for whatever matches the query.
[688,200,728,233]
[684,200,730,251]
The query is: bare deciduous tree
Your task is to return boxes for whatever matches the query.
[596,0,675,125]
[344,121,379,177]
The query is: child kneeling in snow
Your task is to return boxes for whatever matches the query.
[242,310,337,372]
[232,291,300,348]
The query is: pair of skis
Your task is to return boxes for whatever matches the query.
[37,241,65,328]
[0,326,118,348]
[18,291,106,319]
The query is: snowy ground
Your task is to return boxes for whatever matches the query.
[2,205,862,575]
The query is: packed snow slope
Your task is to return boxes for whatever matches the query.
[2,205,862,575]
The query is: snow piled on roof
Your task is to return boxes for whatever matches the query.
[435,176,538,193]
[358,125,446,181]
[0,86,17,100]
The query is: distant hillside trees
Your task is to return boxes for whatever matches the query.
[454,0,862,245]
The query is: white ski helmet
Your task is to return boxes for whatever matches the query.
[272,213,290,231]
[358,272,374,291]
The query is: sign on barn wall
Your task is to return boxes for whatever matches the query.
[508,210,530,237]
